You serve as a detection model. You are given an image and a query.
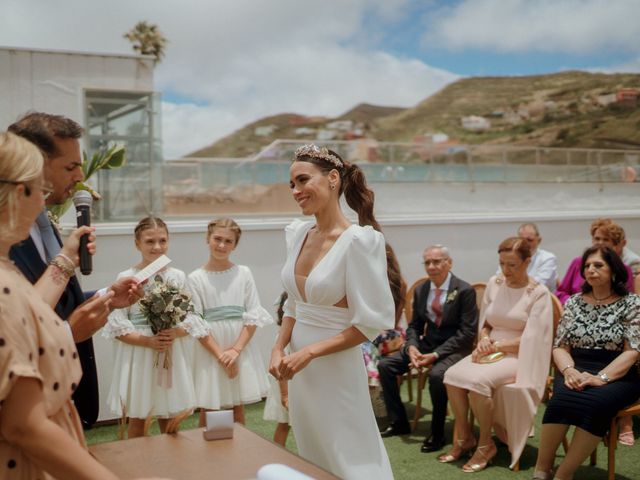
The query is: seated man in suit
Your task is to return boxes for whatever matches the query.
[379,244,478,453]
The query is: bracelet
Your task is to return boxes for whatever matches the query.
[231,346,242,354]
[57,252,75,269]
[561,364,574,374]
[49,256,75,278]
[494,341,501,351]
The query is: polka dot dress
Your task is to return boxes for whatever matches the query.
[0,265,84,478]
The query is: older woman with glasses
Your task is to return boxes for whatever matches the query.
[441,237,554,473]
[0,132,159,480]
[533,246,640,480]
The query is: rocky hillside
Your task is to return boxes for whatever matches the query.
[187,71,640,158]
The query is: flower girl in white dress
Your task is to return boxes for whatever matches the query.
[103,217,207,437]
[187,218,272,425]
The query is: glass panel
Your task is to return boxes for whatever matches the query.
[85,89,161,221]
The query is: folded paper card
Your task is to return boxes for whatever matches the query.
[202,410,234,440]
[257,464,315,480]
[133,254,172,283]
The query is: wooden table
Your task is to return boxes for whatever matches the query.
[89,425,339,479]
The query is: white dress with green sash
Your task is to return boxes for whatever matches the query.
[103,267,207,418]
[187,265,273,409]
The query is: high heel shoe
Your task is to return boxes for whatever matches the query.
[461,442,497,473]
[437,438,477,463]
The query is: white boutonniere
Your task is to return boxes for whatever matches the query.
[446,289,458,304]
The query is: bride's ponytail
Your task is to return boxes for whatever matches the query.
[341,161,381,232]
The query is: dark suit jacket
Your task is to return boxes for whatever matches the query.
[405,274,478,360]
[10,234,99,428]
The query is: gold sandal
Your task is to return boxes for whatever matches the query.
[437,438,477,463]
[462,442,497,473]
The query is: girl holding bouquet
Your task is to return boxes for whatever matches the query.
[103,216,207,438]
[188,218,272,425]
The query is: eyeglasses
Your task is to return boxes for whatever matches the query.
[423,258,447,267]
[0,179,54,200]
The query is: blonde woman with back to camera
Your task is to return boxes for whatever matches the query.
[270,144,396,479]
[0,132,166,479]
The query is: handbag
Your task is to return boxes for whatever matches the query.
[478,351,505,364]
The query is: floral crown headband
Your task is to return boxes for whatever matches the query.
[294,144,343,169]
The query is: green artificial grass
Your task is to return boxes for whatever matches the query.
[85,388,639,479]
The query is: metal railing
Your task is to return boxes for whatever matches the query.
[167,139,640,186]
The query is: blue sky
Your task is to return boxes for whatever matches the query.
[1,0,639,156]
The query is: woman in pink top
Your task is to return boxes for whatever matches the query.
[557,219,634,304]
[441,237,554,473]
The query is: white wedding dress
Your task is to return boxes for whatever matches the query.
[281,220,395,480]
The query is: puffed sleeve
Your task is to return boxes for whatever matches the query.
[102,305,136,339]
[102,271,136,339]
[284,219,307,252]
[0,291,43,404]
[185,271,206,318]
[345,226,395,340]
[553,295,577,348]
[242,267,274,327]
[624,294,640,351]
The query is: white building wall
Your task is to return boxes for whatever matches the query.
[69,201,640,421]
[0,47,154,128]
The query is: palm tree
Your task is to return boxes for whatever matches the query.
[124,21,168,63]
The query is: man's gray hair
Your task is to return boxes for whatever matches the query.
[518,222,540,236]
[424,244,450,258]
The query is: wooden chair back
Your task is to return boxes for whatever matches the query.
[471,282,486,312]
[404,276,428,325]
[550,292,563,337]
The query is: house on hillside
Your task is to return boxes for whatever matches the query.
[294,127,316,136]
[617,88,639,106]
[326,120,353,131]
[461,115,491,132]
[255,125,277,136]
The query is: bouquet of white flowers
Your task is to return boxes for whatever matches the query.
[139,275,195,386]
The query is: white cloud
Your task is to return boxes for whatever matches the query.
[424,0,640,54]
[0,0,457,158]
[589,56,640,74]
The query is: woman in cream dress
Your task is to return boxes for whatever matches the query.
[442,237,553,472]
[270,145,396,480]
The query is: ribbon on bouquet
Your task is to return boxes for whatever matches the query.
[155,348,173,388]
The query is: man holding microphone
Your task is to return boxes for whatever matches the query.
[8,112,141,428]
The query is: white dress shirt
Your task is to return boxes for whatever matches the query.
[426,272,452,322]
[527,248,557,292]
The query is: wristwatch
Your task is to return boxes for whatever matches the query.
[599,372,610,383]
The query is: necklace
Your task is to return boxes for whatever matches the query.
[592,291,614,305]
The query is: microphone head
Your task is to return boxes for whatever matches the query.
[73,190,93,208]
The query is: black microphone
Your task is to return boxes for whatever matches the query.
[73,190,93,275]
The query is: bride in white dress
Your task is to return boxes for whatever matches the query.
[270,144,395,480]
